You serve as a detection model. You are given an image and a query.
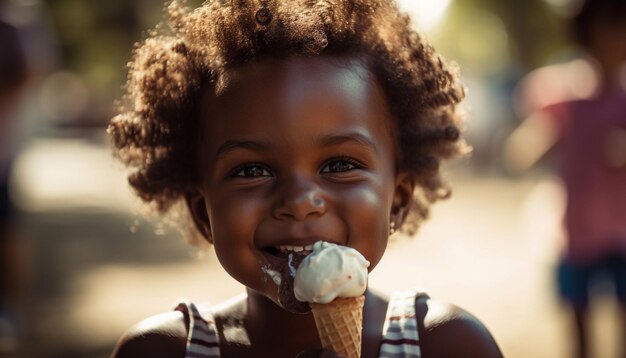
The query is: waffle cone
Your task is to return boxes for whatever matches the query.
[310,296,365,358]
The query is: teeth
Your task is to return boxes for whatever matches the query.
[277,244,314,252]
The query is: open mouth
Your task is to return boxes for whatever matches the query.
[261,244,315,314]
[266,244,314,256]
[263,246,313,276]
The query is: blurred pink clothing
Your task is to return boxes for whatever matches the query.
[546,87,626,264]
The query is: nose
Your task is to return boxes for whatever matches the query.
[272,176,326,221]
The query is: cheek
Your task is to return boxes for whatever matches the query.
[207,196,266,286]
[341,184,391,269]
[209,189,268,238]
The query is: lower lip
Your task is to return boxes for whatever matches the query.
[260,249,313,313]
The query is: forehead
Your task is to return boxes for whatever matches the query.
[216,56,374,96]
[199,56,393,153]
[211,56,388,114]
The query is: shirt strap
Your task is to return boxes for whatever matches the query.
[174,300,221,358]
[379,289,428,358]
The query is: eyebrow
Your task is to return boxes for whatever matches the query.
[319,132,379,154]
[214,132,379,160]
[214,139,269,160]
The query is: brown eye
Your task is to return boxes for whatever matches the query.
[232,165,271,178]
[321,158,361,173]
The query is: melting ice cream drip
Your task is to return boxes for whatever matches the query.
[287,253,297,277]
[262,266,282,286]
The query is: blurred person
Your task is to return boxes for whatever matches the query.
[504,0,626,357]
[0,19,28,353]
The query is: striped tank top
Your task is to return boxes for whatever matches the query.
[175,289,426,357]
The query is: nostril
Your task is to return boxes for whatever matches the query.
[273,196,326,220]
[272,180,327,220]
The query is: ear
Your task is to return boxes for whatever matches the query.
[184,190,213,244]
[391,171,415,227]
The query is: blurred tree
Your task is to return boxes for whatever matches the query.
[434,0,568,75]
[41,0,140,125]
[425,0,573,171]
[478,0,567,69]
[37,0,207,126]
[33,0,572,127]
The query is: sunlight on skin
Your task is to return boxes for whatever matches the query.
[396,0,451,32]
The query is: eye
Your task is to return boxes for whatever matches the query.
[320,157,363,173]
[231,164,272,178]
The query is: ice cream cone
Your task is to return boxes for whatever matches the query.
[310,295,365,358]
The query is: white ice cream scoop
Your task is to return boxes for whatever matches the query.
[293,241,370,304]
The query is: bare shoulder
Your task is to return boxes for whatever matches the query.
[416,297,503,358]
[111,310,188,358]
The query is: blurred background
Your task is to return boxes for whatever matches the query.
[0,0,623,357]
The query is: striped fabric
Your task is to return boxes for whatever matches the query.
[175,300,221,358]
[175,289,425,357]
[379,289,426,358]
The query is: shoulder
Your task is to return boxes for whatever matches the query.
[415,297,503,358]
[111,310,188,358]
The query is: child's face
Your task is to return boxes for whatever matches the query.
[189,56,412,312]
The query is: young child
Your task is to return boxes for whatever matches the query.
[108,0,502,357]
[505,1,626,357]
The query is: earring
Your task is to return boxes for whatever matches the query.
[389,221,396,235]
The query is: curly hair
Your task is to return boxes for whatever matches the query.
[108,0,469,238]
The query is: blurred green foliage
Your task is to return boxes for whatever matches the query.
[40,0,157,117]
[34,0,573,125]
[432,0,569,75]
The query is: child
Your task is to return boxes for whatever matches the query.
[108,0,502,357]
[504,0,626,357]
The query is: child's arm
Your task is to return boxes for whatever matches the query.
[417,297,503,357]
[111,311,187,358]
[503,110,560,174]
